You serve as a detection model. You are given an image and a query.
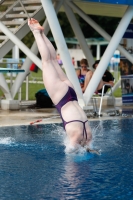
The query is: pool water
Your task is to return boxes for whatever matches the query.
[0,118,133,200]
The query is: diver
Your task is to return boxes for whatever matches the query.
[28,18,99,154]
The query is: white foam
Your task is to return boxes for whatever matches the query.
[0,137,15,145]
[65,144,86,154]
[64,136,92,155]
[52,124,98,155]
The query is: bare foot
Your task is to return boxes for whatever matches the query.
[28,18,44,31]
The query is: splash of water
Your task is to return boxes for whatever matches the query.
[63,135,96,155]
[0,137,15,145]
[48,123,101,156]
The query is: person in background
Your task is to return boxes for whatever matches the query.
[30,62,38,73]
[76,58,89,92]
[93,60,114,94]
[72,57,75,67]
[120,60,130,75]
[130,65,133,74]
[28,18,92,153]
[56,53,63,67]
[125,80,130,94]
[82,60,114,94]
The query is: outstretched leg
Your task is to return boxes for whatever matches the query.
[28,18,68,104]
[29,18,72,86]
[41,30,73,88]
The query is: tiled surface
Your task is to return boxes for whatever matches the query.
[0,100,132,127]
[0,107,60,127]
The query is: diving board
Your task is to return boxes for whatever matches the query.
[0,68,25,73]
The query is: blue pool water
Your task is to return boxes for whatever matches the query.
[0,118,133,200]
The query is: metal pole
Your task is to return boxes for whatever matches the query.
[26,75,29,100]
[84,6,133,104]
[40,0,84,101]
[107,79,121,95]
[67,1,133,64]
[96,44,100,60]
[12,45,19,78]
[10,64,13,89]
[18,0,30,19]
[63,2,94,68]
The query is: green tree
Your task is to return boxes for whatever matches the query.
[78,15,120,38]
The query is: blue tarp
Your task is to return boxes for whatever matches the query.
[123,24,133,39]
[36,89,49,97]
[82,0,133,6]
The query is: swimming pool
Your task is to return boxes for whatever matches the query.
[0,118,133,200]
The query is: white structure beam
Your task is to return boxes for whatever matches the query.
[0,21,42,101]
[63,1,94,68]
[40,0,84,102]
[0,75,12,99]
[11,0,63,98]
[11,41,39,99]
[67,1,133,64]
[83,6,133,104]
[0,22,42,68]
[96,44,100,60]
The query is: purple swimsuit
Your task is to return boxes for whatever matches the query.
[55,87,88,139]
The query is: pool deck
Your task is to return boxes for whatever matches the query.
[0,99,132,127]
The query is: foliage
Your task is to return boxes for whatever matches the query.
[57,12,120,38]
[78,15,120,38]
[113,88,122,97]
[57,12,75,37]
[0,6,7,11]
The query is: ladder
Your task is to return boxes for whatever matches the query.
[0,0,44,58]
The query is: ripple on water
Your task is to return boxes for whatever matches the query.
[0,119,132,200]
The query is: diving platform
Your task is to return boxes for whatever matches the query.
[0,68,25,73]
[71,0,133,18]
